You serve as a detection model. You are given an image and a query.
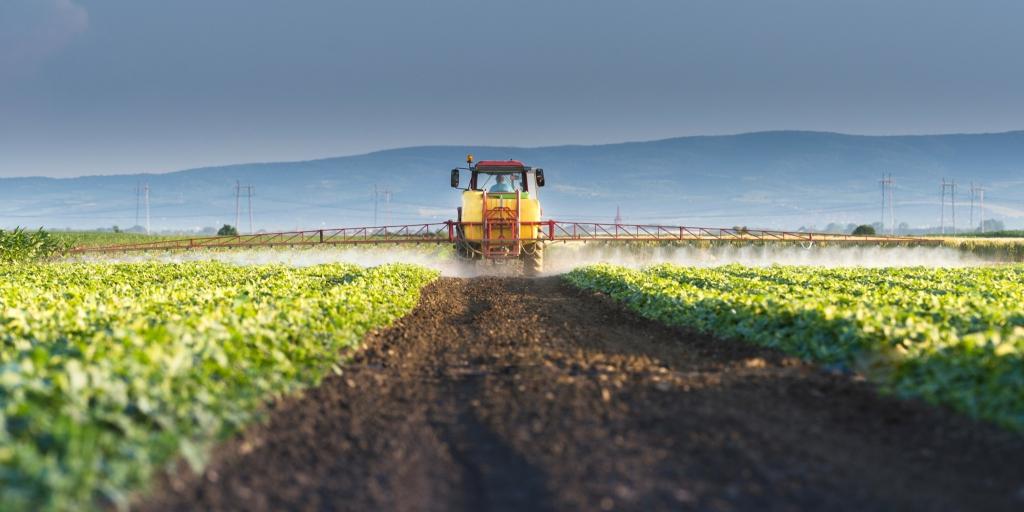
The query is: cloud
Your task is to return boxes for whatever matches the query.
[732,190,775,204]
[0,0,88,78]
[551,184,608,198]
[416,207,451,218]
[983,203,1024,219]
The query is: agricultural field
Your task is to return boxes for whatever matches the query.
[565,264,1024,430]
[9,1,1024,507]
[2,229,1024,510]
[0,261,436,510]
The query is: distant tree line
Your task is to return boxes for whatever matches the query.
[799,219,1008,236]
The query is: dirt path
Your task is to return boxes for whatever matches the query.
[143,277,1024,511]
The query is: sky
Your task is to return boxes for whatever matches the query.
[2,0,1023,178]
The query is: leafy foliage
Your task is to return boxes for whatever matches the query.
[566,264,1024,431]
[0,228,71,263]
[852,224,876,235]
[217,224,239,236]
[0,262,437,510]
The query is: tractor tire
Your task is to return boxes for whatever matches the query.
[453,224,474,260]
[524,243,544,276]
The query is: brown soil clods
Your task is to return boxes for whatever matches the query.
[143,277,1024,511]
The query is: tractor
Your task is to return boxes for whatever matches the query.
[450,155,546,275]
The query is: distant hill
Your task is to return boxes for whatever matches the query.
[3,131,1023,232]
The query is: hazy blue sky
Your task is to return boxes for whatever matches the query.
[2,0,1023,177]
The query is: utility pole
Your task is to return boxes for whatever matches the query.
[373,185,392,226]
[135,182,142,228]
[615,205,622,225]
[940,178,957,235]
[977,185,986,232]
[248,186,255,234]
[889,175,895,235]
[969,182,988,232]
[234,181,241,230]
[234,182,256,233]
[969,181,975,231]
[879,173,895,235]
[951,180,956,234]
[979,188,985,232]
[143,183,151,234]
[880,174,886,233]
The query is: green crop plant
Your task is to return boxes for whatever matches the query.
[565,264,1024,431]
[0,261,437,511]
[0,228,71,263]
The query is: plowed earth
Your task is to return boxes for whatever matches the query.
[143,277,1024,511]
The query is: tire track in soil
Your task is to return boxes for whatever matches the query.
[142,277,1024,512]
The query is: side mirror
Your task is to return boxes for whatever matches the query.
[536,168,545,187]
[450,169,460,188]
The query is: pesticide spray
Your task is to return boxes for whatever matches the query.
[71,241,990,277]
[541,242,984,274]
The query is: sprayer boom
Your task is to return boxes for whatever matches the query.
[69,220,940,255]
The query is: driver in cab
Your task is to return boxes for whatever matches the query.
[489,174,516,193]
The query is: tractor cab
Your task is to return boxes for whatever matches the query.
[451,158,545,198]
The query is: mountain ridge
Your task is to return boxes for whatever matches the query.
[8,129,1024,181]
[3,130,1023,231]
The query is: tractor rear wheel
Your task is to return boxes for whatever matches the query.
[524,243,544,276]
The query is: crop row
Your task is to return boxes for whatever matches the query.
[565,264,1024,431]
[0,262,437,511]
[52,231,186,249]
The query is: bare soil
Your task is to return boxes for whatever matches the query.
[142,277,1024,511]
